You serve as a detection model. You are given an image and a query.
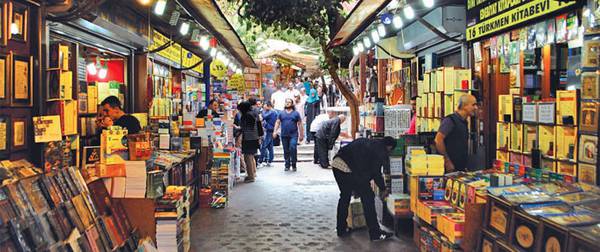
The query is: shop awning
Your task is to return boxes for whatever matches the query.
[181,0,256,68]
[327,0,392,49]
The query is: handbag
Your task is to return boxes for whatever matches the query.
[273,134,281,146]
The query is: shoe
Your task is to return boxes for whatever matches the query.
[244,177,255,183]
[370,231,394,241]
[284,167,290,171]
[292,166,297,172]
[313,161,319,164]
[337,227,353,237]
[266,163,272,167]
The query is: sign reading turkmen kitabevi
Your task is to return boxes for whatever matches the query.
[466,0,579,41]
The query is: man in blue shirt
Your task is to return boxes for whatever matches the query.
[259,101,278,167]
[273,98,304,171]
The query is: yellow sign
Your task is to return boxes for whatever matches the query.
[149,29,203,73]
[228,73,245,91]
[211,60,227,80]
[466,0,577,41]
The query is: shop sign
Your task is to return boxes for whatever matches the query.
[150,29,204,73]
[466,0,578,41]
[211,60,228,80]
[229,73,245,91]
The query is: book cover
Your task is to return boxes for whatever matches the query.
[580,101,599,133]
[84,224,102,252]
[33,115,62,143]
[19,176,50,215]
[581,72,599,99]
[578,134,598,164]
[43,141,63,173]
[62,100,78,135]
[60,71,73,100]
[63,199,85,233]
[101,127,129,165]
[87,84,98,113]
[78,93,88,114]
[556,90,577,125]
[147,170,165,199]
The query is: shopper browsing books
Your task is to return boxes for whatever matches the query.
[100,96,141,134]
[238,101,263,183]
[273,98,304,171]
[434,94,478,173]
[197,99,220,118]
[331,136,395,241]
[259,101,277,167]
[315,115,346,168]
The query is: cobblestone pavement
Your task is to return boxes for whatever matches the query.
[190,162,418,252]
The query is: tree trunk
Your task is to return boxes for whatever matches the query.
[322,45,359,138]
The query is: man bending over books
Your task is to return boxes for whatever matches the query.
[100,96,141,134]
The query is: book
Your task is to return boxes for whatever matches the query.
[127,133,152,161]
[147,170,165,199]
[124,160,147,198]
[101,127,128,165]
[63,199,86,233]
[19,176,50,214]
[33,115,62,143]
[582,72,599,99]
[71,194,95,229]
[60,71,73,100]
[580,101,599,133]
[87,83,98,113]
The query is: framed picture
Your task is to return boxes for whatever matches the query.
[580,101,599,133]
[0,53,7,105]
[0,115,9,158]
[11,55,31,106]
[11,116,27,151]
[8,2,27,42]
[0,1,6,46]
[579,134,598,165]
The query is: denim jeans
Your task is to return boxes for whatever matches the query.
[281,136,298,168]
[259,132,274,163]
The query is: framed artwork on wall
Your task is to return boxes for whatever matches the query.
[11,54,31,107]
[11,115,26,151]
[0,115,9,158]
[578,134,598,165]
[8,1,27,42]
[0,53,8,105]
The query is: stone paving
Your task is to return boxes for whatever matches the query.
[190,162,418,252]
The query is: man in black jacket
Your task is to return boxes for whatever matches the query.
[315,115,346,168]
[331,136,396,241]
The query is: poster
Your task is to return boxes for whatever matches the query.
[582,40,600,68]
[509,42,519,65]
[510,65,520,88]
[0,58,5,99]
[33,115,62,143]
[473,42,482,62]
[582,72,599,99]
[14,58,29,99]
[13,121,24,146]
[538,103,555,124]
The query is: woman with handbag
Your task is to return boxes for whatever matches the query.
[238,101,263,182]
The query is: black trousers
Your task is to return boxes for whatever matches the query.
[312,133,319,164]
[332,169,381,237]
[316,137,330,168]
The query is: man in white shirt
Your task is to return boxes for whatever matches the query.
[285,82,301,101]
[271,85,287,112]
[310,111,335,164]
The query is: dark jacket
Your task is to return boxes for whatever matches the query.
[315,117,341,149]
[334,138,388,190]
[240,110,263,141]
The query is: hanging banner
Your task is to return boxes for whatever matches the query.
[228,73,245,91]
[466,0,579,41]
[210,60,227,80]
[149,29,204,73]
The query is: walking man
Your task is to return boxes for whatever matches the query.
[331,137,396,241]
[316,115,346,168]
[273,98,304,171]
[259,101,277,167]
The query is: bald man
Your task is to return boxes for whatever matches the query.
[316,114,346,168]
[435,95,478,173]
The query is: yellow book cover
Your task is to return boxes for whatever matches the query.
[423,72,430,94]
[63,100,78,135]
[60,71,73,100]
[427,93,435,117]
[443,67,455,94]
[59,45,70,71]
[556,126,577,160]
[87,84,98,113]
[557,161,576,176]
[429,70,435,93]
[496,123,510,151]
[444,94,454,116]
[523,125,537,153]
[539,125,556,159]
[33,115,62,143]
[496,151,509,162]
[510,123,523,152]
[434,92,442,117]
[436,67,444,92]
[455,69,472,90]
[498,95,513,121]
[102,127,128,165]
[556,90,577,125]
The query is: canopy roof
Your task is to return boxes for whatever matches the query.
[327,0,391,48]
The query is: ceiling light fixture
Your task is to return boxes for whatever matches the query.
[353,46,359,55]
[423,0,435,8]
[200,36,210,50]
[86,62,97,75]
[154,0,167,15]
[393,14,403,29]
[403,5,415,20]
[169,11,180,26]
[98,63,108,79]
[377,24,386,37]
[180,22,190,35]
[363,37,372,48]
[371,30,380,43]
[357,42,364,52]
[210,48,217,58]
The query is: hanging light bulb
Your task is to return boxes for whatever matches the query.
[86,62,97,75]
[403,5,415,20]
[154,0,167,15]
[179,22,190,35]
[393,14,403,29]
[377,24,386,37]
[363,36,372,48]
[98,63,108,79]
[210,48,217,58]
[370,30,380,44]
[357,42,364,52]
[423,0,434,8]
[353,46,360,56]
[223,57,230,66]
[138,0,152,5]
[199,36,210,51]
[216,51,224,61]
[10,23,18,34]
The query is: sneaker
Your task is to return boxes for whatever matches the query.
[266,163,272,167]
[292,166,297,172]
[284,167,290,171]
[244,177,255,183]
[370,231,394,241]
